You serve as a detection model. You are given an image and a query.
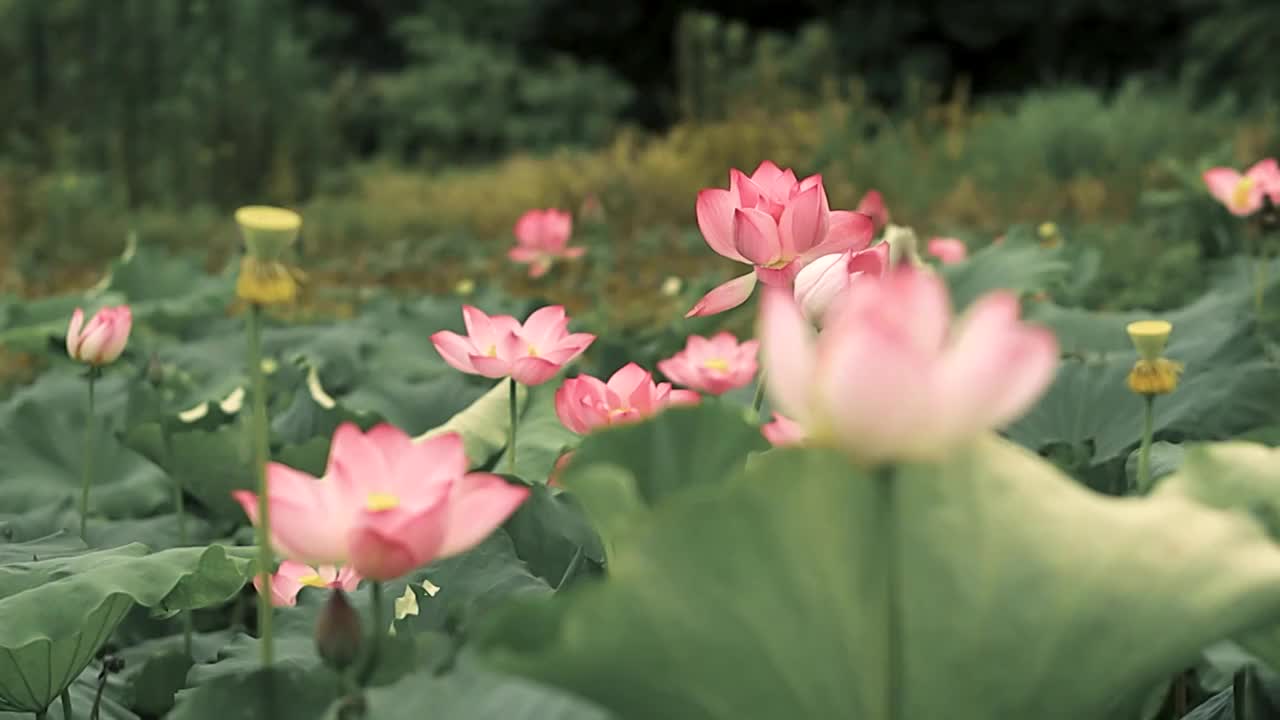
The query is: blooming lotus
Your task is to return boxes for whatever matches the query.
[792,243,890,322]
[509,209,584,278]
[432,305,595,386]
[1204,159,1280,216]
[657,332,759,396]
[761,412,806,447]
[687,161,875,317]
[255,560,361,607]
[927,237,968,265]
[233,423,529,581]
[856,190,890,232]
[66,306,132,366]
[555,362,700,434]
[760,267,1058,463]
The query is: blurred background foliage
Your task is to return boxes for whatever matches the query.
[0,0,1277,313]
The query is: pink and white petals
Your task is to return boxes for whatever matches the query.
[555,363,701,434]
[1204,159,1280,216]
[233,423,530,582]
[255,561,362,607]
[927,237,968,265]
[792,244,889,322]
[66,305,133,366]
[431,305,595,385]
[761,413,806,447]
[686,273,758,318]
[657,332,759,396]
[856,190,890,232]
[509,208,583,277]
[759,268,1058,464]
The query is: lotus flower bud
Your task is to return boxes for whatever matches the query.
[315,589,362,672]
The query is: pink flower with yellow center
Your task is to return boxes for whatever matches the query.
[555,363,700,434]
[255,560,361,607]
[431,305,595,386]
[686,161,875,318]
[657,332,759,396]
[233,423,529,581]
[1204,159,1280,216]
[508,209,585,278]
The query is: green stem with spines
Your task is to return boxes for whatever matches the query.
[246,304,273,666]
[508,377,519,476]
[79,371,97,541]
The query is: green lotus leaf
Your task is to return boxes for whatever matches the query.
[0,544,248,713]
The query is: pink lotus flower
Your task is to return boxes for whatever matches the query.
[856,190,889,232]
[255,560,361,607]
[555,362,700,434]
[761,412,806,447]
[1204,159,1280,216]
[792,243,890,321]
[66,306,132,366]
[509,209,585,278]
[927,237,968,265]
[548,450,574,487]
[233,423,529,581]
[432,305,595,386]
[687,161,875,317]
[657,332,759,396]
[760,267,1058,463]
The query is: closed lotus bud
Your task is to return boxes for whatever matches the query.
[235,205,301,261]
[315,589,362,672]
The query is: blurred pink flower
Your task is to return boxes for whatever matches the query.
[432,305,595,386]
[509,209,585,278]
[555,362,700,434]
[548,450,574,487]
[761,412,806,446]
[687,161,874,317]
[1204,159,1280,216]
[255,560,361,607]
[760,267,1058,463]
[234,423,529,581]
[927,237,968,265]
[792,243,890,321]
[657,332,759,395]
[66,306,132,366]
[856,190,890,232]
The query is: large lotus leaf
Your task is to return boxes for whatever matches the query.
[0,544,248,713]
[556,402,768,556]
[493,383,579,484]
[123,423,254,522]
[0,397,170,518]
[0,663,136,720]
[171,666,338,720]
[0,498,216,552]
[355,660,614,720]
[504,484,604,588]
[418,379,527,468]
[483,436,1280,719]
[940,237,1070,310]
[98,244,233,332]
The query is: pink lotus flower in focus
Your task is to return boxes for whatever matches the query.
[555,362,700,434]
[792,243,890,322]
[66,306,132,366]
[927,237,968,265]
[687,161,875,317]
[234,423,529,581]
[432,305,595,386]
[761,412,806,447]
[657,332,759,396]
[255,560,361,607]
[509,209,584,278]
[760,267,1058,463]
[856,190,890,232]
[1204,159,1280,216]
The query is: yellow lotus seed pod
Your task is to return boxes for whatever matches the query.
[1127,358,1183,396]
[235,205,301,261]
[1126,320,1173,362]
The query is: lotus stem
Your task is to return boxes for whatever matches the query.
[508,377,519,476]
[59,688,71,720]
[161,422,193,657]
[1136,395,1154,493]
[79,370,97,541]
[246,303,273,666]
[751,370,767,416]
[874,467,902,720]
[359,581,385,686]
